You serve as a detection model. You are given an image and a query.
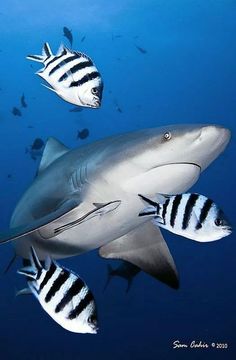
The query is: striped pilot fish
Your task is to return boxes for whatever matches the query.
[18,247,98,334]
[27,43,103,108]
[138,193,232,242]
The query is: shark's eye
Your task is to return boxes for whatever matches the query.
[91,87,98,95]
[215,218,223,226]
[163,131,171,141]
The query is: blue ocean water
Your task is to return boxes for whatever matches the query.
[0,0,235,359]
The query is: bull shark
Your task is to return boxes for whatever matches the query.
[0,124,231,289]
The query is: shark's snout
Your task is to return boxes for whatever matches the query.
[190,125,231,171]
[198,125,231,145]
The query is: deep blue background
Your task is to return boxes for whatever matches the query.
[0,1,235,359]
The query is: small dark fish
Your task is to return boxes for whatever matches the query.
[32,138,44,150]
[135,45,147,54]
[7,174,12,179]
[21,93,27,108]
[81,35,86,42]
[12,107,22,116]
[77,128,89,140]
[63,26,73,46]
[114,100,122,113]
[111,33,122,41]
[27,125,34,128]
[26,138,45,161]
[104,261,140,293]
[69,106,83,113]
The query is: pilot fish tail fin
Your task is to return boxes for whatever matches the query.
[26,42,53,63]
[15,287,32,297]
[139,206,157,217]
[138,194,160,217]
[17,247,42,280]
[138,194,158,207]
[29,246,43,272]
[17,266,37,280]
[42,42,53,58]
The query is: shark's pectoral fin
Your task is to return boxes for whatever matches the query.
[0,199,121,245]
[99,222,179,289]
[0,199,79,245]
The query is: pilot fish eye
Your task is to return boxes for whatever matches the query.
[91,87,98,95]
[163,131,172,141]
[215,218,223,226]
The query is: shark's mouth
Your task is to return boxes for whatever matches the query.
[150,162,201,171]
[123,162,201,194]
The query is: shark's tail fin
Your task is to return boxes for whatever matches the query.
[103,264,114,292]
[26,42,53,63]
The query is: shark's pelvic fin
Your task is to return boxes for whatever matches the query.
[99,222,179,289]
[38,137,69,174]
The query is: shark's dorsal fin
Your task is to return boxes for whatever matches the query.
[38,137,69,174]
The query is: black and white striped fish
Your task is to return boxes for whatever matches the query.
[26,43,103,108]
[17,247,98,334]
[138,193,232,242]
